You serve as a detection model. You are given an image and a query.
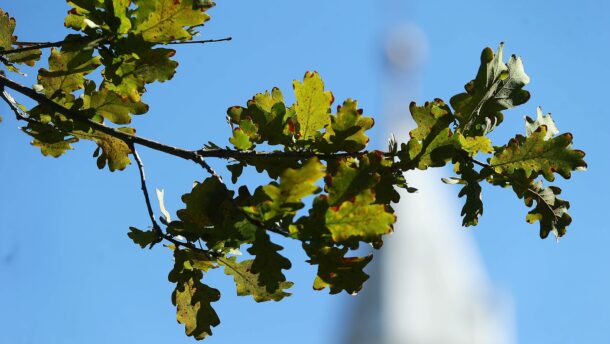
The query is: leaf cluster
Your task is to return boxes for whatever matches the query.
[0,3,587,342]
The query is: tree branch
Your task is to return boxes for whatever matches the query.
[2,36,102,55]
[0,36,232,56]
[0,74,389,163]
[0,40,64,55]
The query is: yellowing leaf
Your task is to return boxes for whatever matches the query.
[457,134,493,156]
[173,278,220,340]
[75,128,133,171]
[0,9,41,72]
[244,158,325,222]
[397,100,458,170]
[102,36,178,101]
[229,128,253,150]
[325,189,395,243]
[133,0,212,43]
[325,157,378,207]
[490,126,587,181]
[65,0,105,32]
[111,0,132,34]
[219,256,292,302]
[408,99,453,141]
[293,71,333,140]
[83,81,149,124]
[401,127,458,170]
[321,99,374,152]
[169,249,220,340]
[226,88,293,148]
[22,121,78,158]
[38,48,101,98]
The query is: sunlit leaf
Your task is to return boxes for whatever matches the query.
[490,126,587,181]
[451,43,530,136]
[133,0,212,43]
[293,71,333,141]
[220,256,292,302]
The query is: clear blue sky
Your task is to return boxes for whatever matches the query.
[0,1,608,343]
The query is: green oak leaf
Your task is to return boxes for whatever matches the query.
[325,189,396,244]
[397,99,457,170]
[487,170,572,239]
[127,226,160,248]
[101,36,178,101]
[83,80,149,124]
[292,71,333,141]
[524,181,571,240]
[450,43,530,136]
[408,99,453,141]
[65,0,132,34]
[304,244,372,295]
[455,161,484,227]
[65,0,106,32]
[133,0,212,43]
[74,127,133,171]
[173,277,220,340]
[219,256,292,302]
[321,99,374,152]
[168,178,256,249]
[22,121,78,157]
[400,127,457,170]
[490,126,587,181]
[243,158,325,222]
[109,0,132,34]
[247,229,292,294]
[226,88,293,148]
[457,134,493,156]
[325,157,379,207]
[0,9,42,72]
[229,127,253,150]
[169,249,220,340]
[38,47,101,98]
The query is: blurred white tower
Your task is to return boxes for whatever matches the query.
[345,1,514,343]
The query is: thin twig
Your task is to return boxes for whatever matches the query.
[1,36,96,55]
[131,145,162,232]
[167,37,232,45]
[1,36,231,56]
[131,143,225,254]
